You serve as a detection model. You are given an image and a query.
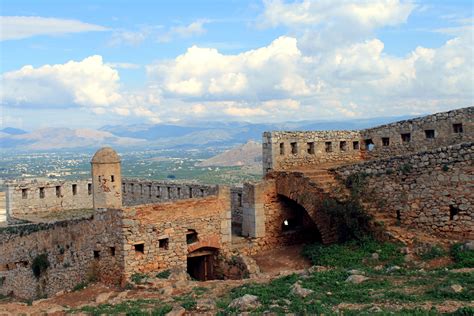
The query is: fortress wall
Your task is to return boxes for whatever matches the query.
[6,180,93,219]
[334,142,474,238]
[263,130,362,173]
[360,107,473,160]
[120,186,231,277]
[121,179,218,206]
[6,179,219,218]
[0,209,123,300]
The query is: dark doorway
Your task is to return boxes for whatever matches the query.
[187,248,217,281]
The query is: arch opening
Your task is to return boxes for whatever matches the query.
[277,195,322,244]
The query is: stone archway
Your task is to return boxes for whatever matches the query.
[274,172,339,244]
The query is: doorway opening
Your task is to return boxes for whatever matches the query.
[187,247,218,281]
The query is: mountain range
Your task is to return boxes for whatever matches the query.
[0,115,415,152]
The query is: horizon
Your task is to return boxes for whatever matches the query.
[1,0,473,130]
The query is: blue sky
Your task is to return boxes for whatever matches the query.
[1,0,473,129]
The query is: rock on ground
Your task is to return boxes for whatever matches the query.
[345,275,369,284]
[166,306,186,316]
[291,282,313,298]
[229,294,260,311]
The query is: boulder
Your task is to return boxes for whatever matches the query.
[229,294,260,311]
[291,282,313,298]
[96,291,114,304]
[166,306,186,316]
[345,275,369,284]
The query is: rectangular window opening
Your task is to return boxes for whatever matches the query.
[325,142,332,153]
[453,123,463,133]
[339,141,347,151]
[111,175,115,182]
[449,205,459,220]
[134,243,144,254]
[177,187,181,197]
[88,183,92,195]
[22,189,28,199]
[307,142,315,154]
[200,188,205,196]
[237,193,242,207]
[148,185,152,198]
[93,250,100,259]
[364,139,374,151]
[290,142,298,154]
[167,187,171,198]
[401,133,411,143]
[279,143,285,155]
[156,186,161,198]
[110,247,116,256]
[159,238,169,250]
[382,137,390,146]
[56,186,61,198]
[189,187,193,198]
[425,129,435,139]
[353,141,360,150]
[72,184,77,196]
[39,187,45,199]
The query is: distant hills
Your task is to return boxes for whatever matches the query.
[1,115,415,152]
[197,140,262,167]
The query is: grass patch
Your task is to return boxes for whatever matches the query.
[72,281,88,292]
[31,253,49,279]
[77,299,172,315]
[174,294,197,310]
[450,243,474,268]
[302,238,403,269]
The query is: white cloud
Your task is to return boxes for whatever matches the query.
[0,16,109,41]
[107,62,141,69]
[148,36,316,99]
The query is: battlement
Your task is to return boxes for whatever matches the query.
[263,107,473,173]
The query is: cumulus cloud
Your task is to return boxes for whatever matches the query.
[0,55,163,122]
[0,16,109,41]
[148,36,317,100]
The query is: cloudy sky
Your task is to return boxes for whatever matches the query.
[1,0,473,129]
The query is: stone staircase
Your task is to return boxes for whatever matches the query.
[290,165,441,247]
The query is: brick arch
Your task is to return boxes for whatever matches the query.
[274,172,338,244]
[187,234,221,253]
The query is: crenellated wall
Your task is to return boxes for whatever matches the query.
[263,130,362,173]
[5,180,93,219]
[121,179,218,206]
[361,107,473,160]
[333,142,474,238]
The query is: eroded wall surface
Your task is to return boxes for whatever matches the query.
[0,209,123,299]
[334,142,474,238]
[120,186,232,278]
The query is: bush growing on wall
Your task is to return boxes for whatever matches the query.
[31,254,49,279]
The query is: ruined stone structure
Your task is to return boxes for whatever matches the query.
[0,107,472,300]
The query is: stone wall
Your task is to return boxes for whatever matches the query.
[334,142,474,238]
[5,179,219,219]
[121,179,218,206]
[361,107,473,160]
[262,107,473,174]
[0,209,123,300]
[5,180,93,219]
[120,186,232,278]
[262,131,362,173]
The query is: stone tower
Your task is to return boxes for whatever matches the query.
[91,147,122,209]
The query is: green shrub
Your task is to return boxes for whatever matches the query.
[320,198,372,242]
[31,254,49,279]
[420,245,447,261]
[400,163,413,174]
[130,273,148,284]
[449,306,474,316]
[344,172,368,197]
[72,281,88,292]
[450,243,474,268]
[156,270,171,279]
